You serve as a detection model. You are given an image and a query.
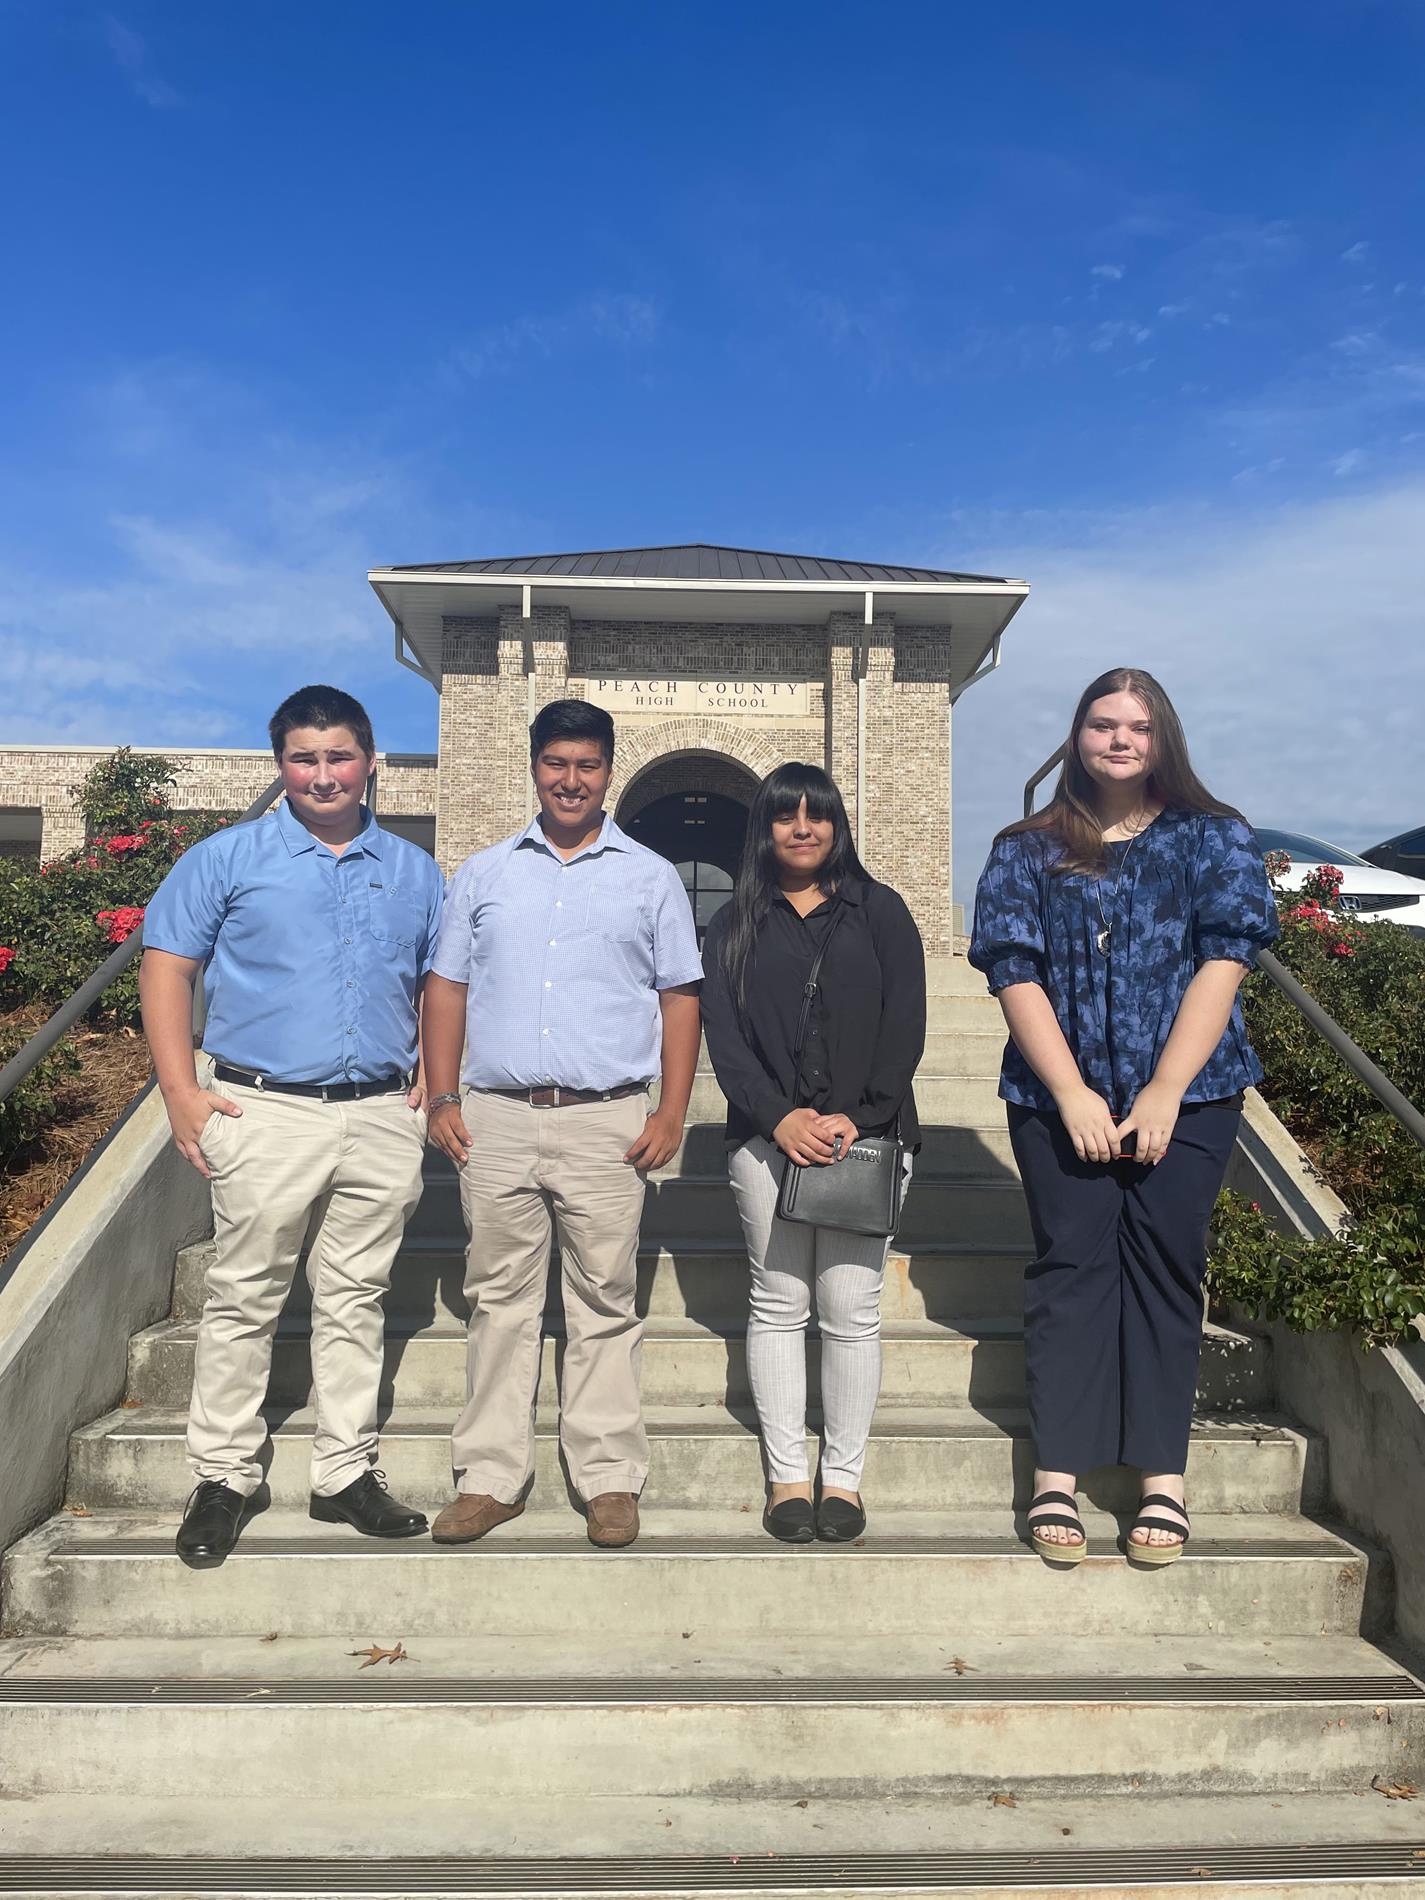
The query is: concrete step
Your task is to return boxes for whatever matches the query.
[401,1173,1033,1248]
[2,1787,1423,1891]
[926,991,1003,1031]
[2,1507,1373,1640]
[681,1071,1007,1124]
[927,954,992,997]
[170,1239,1034,1325]
[1,1635,1418,1802]
[67,1405,1312,1516]
[681,1028,1002,1085]
[123,1317,1272,1414]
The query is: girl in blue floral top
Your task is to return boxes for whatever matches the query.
[970,667,1278,1568]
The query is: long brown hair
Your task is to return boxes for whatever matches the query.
[996,667,1241,876]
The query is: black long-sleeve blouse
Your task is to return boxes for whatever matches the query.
[700,875,926,1150]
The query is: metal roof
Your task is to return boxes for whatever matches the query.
[388,544,1008,586]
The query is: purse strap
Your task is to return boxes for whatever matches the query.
[788,907,845,1110]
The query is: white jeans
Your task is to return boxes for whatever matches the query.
[727,1135,904,1490]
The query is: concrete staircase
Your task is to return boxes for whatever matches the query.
[2,956,1424,1895]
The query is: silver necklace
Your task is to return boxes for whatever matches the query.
[1093,816,1150,954]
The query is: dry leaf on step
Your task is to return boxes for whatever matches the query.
[349,1642,409,1669]
[946,1657,977,1675]
[65,1504,92,1517]
[259,1632,279,1644]
[1371,1775,1417,1800]
[990,1792,1016,1808]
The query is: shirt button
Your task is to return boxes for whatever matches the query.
[542,1028,550,1037]
[555,901,563,909]
[343,937,352,945]
[545,981,553,989]
[345,1026,355,1035]
[346,979,354,988]
[549,939,556,947]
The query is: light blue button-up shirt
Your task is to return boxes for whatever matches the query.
[432,813,702,1092]
[143,799,445,1085]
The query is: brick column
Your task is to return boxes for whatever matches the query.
[825,612,953,955]
[436,604,572,871]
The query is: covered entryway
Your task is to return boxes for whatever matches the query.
[616,752,759,943]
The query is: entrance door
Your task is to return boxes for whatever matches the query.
[622,792,749,944]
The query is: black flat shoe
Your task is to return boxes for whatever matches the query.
[816,1495,866,1542]
[175,1480,249,1568]
[310,1469,428,1538]
[763,1497,815,1543]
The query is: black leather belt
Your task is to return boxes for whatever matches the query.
[213,1063,409,1102]
[480,1081,647,1109]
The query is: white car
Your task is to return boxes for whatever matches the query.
[1254,827,1425,936]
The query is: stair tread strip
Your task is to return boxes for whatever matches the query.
[3,1841,1425,1891]
[2,1672,1419,1705]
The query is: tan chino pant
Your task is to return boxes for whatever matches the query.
[191,1083,427,1497]
[452,1087,650,1504]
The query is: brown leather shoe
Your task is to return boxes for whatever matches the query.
[585,1491,639,1548]
[430,1493,525,1545]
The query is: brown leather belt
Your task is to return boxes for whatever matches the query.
[480,1081,647,1109]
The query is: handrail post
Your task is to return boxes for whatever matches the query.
[1023,744,1066,818]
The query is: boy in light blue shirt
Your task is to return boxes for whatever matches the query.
[141,685,443,1566]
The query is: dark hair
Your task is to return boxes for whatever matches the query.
[530,698,615,766]
[719,763,869,1007]
[995,666,1240,876]
[268,685,375,761]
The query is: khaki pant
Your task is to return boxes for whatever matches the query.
[191,1083,427,1497]
[452,1087,650,1504]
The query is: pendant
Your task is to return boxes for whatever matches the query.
[1096,927,1111,954]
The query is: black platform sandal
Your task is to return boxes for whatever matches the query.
[1027,1489,1087,1566]
[1126,1492,1190,1568]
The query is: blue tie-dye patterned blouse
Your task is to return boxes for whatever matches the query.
[968,809,1280,1113]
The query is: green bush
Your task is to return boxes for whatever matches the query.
[1206,856,1425,1345]
[0,752,239,1031]
[0,1026,82,1170]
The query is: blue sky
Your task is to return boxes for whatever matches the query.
[3,2,1423,898]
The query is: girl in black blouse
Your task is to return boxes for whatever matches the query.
[701,764,926,1543]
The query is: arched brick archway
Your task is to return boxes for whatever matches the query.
[616,749,761,827]
[611,720,789,810]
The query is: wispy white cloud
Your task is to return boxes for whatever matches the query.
[1089,320,1152,353]
[101,15,180,109]
[945,480,1425,902]
[1091,263,1125,281]
[451,292,661,380]
[1341,240,1372,265]
[1332,448,1366,476]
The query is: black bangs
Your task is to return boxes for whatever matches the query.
[763,763,839,824]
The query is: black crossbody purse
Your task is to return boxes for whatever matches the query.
[774,911,906,1239]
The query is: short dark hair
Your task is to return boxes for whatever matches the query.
[268,685,375,761]
[529,698,615,766]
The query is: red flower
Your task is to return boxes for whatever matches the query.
[95,906,145,945]
[0,945,14,973]
[103,834,144,855]
[172,824,188,835]
[1328,940,1357,958]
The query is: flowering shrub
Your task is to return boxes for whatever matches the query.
[1205,849,1425,1344]
[96,907,145,945]
[0,752,239,1029]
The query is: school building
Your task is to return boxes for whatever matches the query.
[1,544,1029,953]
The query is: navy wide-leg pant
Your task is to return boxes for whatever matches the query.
[1007,1097,1242,1476]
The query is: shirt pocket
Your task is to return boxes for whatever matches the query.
[368,883,423,948]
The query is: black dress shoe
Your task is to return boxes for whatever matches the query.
[763,1496,815,1543]
[310,1469,428,1538]
[816,1495,866,1542]
[176,1480,249,1568]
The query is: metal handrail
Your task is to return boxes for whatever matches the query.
[0,778,283,1109]
[1014,740,1425,1153]
[1255,948,1425,1153]
[1023,743,1066,818]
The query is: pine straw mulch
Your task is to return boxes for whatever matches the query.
[0,1009,154,1255]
